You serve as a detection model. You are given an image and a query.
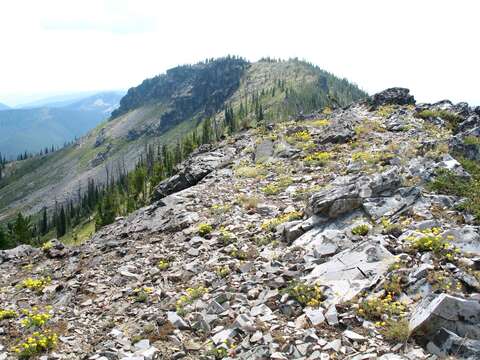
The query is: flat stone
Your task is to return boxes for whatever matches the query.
[426,327,480,358]
[134,339,150,350]
[250,330,263,343]
[212,328,236,345]
[325,305,339,326]
[167,311,189,330]
[305,308,325,326]
[343,330,365,341]
[307,238,396,304]
[409,293,480,341]
[323,339,341,352]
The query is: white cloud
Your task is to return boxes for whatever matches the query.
[0,0,478,106]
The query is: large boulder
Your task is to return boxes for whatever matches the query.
[450,122,480,161]
[306,167,402,218]
[410,293,480,342]
[306,238,396,304]
[363,187,421,221]
[369,88,415,108]
[427,328,480,359]
[0,244,40,263]
[152,146,234,201]
[442,226,480,256]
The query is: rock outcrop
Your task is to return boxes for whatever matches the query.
[369,87,415,108]
[152,145,235,200]
[306,167,402,218]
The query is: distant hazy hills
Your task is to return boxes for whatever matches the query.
[0,103,9,110]
[0,91,124,158]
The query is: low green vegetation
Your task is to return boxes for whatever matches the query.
[303,151,332,166]
[234,165,266,178]
[305,119,330,127]
[376,105,396,118]
[198,223,214,237]
[463,135,480,146]
[283,281,324,307]
[176,286,208,315]
[261,176,293,196]
[427,158,480,221]
[417,109,463,131]
[380,318,410,343]
[351,224,369,236]
[261,211,303,232]
[356,293,407,320]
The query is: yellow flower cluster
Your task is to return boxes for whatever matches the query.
[11,330,58,358]
[219,229,236,245]
[261,211,303,232]
[206,339,237,359]
[215,266,230,278]
[198,223,213,237]
[134,287,153,294]
[427,270,463,293]
[351,151,379,163]
[41,241,53,251]
[357,293,407,320]
[157,259,170,270]
[132,287,153,303]
[0,309,18,320]
[285,281,323,307]
[351,224,370,236]
[20,307,52,328]
[304,151,332,166]
[21,277,51,292]
[407,228,459,258]
[229,247,247,260]
[307,119,330,127]
[176,286,208,312]
[288,130,312,143]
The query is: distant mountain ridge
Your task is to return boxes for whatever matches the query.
[15,91,124,109]
[0,102,9,110]
[0,91,124,158]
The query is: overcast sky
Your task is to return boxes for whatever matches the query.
[0,0,478,106]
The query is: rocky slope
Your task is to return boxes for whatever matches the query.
[1,88,480,359]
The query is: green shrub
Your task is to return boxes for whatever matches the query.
[357,294,406,320]
[235,165,266,178]
[427,159,480,222]
[417,109,462,131]
[351,224,369,236]
[304,151,332,166]
[379,319,410,343]
[464,136,480,146]
[198,223,213,237]
[283,281,324,307]
[261,211,303,232]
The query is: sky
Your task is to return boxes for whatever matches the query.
[0,0,479,106]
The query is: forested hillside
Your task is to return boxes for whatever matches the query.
[0,57,366,247]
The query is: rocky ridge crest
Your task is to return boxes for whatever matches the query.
[2,88,480,359]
